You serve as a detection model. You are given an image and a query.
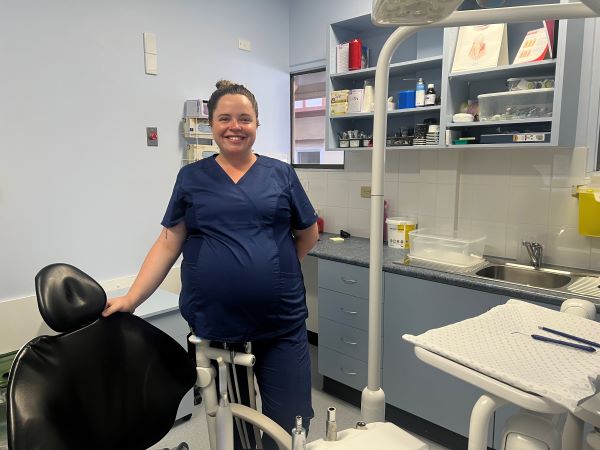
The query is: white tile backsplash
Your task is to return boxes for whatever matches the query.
[471,220,506,258]
[507,185,550,226]
[397,151,421,183]
[396,182,420,217]
[544,227,591,268]
[418,182,437,216]
[552,147,589,188]
[549,187,579,228]
[348,180,372,210]
[322,206,348,234]
[347,208,371,238]
[461,148,511,186]
[326,173,350,207]
[509,148,553,187]
[468,184,509,222]
[435,184,457,220]
[419,149,438,183]
[296,145,596,270]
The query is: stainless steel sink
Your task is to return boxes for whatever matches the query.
[475,264,572,289]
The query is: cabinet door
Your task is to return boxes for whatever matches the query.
[383,273,507,443]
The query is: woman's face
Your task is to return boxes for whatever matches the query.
[210,94,257,156]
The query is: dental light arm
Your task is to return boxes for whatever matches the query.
[365,0,600,424]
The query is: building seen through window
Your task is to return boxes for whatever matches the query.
[291,70,344,168]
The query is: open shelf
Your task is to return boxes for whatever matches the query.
[331,56,443,80]
[448,60,556,82]
[448,143,553,149]
[330,105,441,120]
[446,117,552,128]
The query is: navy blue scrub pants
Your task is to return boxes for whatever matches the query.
[211,322,313,450]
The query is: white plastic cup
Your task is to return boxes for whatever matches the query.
[386,217,417,249]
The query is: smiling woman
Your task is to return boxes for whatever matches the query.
[104,79,320,450]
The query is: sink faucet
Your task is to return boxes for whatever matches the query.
[522,241,543,269]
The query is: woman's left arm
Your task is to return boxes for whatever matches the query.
[293,223,319,261]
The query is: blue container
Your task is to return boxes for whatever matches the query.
[397,90,416,109]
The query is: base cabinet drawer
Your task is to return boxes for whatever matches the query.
[318,317,368,361]
[318,259,369,298]
[318,288,368,330]
[318,346,368,391]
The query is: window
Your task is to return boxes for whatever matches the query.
[291,69,344,168]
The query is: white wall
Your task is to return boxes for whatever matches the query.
[289,0,371,72]
[0,0,291,302]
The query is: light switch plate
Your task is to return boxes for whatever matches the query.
[145,53,157,75]
[361,186,371,198]
[143,32,157,54]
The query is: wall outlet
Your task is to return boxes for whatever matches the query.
[361,186,371,198]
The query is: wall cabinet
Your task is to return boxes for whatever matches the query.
[326,6,585,150]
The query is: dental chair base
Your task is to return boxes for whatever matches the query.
[306,421,429,450]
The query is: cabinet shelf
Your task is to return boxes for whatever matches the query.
[448,59,557,82]
[448,143,553,149]
[446,117,552,128]
[329,145,445,151]
[330,105,441,120]
[331,56,443,81]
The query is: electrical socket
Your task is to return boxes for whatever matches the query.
[360,186,371,198]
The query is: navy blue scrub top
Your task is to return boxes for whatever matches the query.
[161,154,317,342]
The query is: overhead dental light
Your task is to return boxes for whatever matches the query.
[371,0,465,25]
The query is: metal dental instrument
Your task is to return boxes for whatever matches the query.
[531,334,596,352]
[538,326,600,348]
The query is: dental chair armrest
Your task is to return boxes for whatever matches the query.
[229,403,292,450]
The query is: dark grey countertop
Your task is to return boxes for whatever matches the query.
[309,233,600,310]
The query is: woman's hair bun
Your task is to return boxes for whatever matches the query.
[216,79,235,90]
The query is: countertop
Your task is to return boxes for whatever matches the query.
[308,233,600,310]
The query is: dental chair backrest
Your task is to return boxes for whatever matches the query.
[7,263,197,450]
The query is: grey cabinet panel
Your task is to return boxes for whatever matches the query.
[318,345,369,391]
[318,287,369,330]
[383,273,507,443]
[319,317,369,361]
[318,259,369,299]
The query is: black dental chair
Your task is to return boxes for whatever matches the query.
[6,263,197,450]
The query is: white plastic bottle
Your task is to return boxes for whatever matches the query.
[415,78,425,107]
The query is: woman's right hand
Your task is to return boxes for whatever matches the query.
[102,295,138,317]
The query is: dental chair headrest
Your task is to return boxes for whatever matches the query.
[35,263,107,333]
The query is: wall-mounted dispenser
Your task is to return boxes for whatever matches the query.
[574,172,600,237]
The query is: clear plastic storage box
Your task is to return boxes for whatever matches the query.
[507,77,555,91]
[478,88,554,121]
[408,228,486,267]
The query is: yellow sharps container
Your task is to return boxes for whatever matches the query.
[578,178,600,237]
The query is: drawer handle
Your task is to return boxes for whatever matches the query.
[340,337,357,346]
[341,277,358,285]
[340,308,358,315]
[340,368,357,376]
